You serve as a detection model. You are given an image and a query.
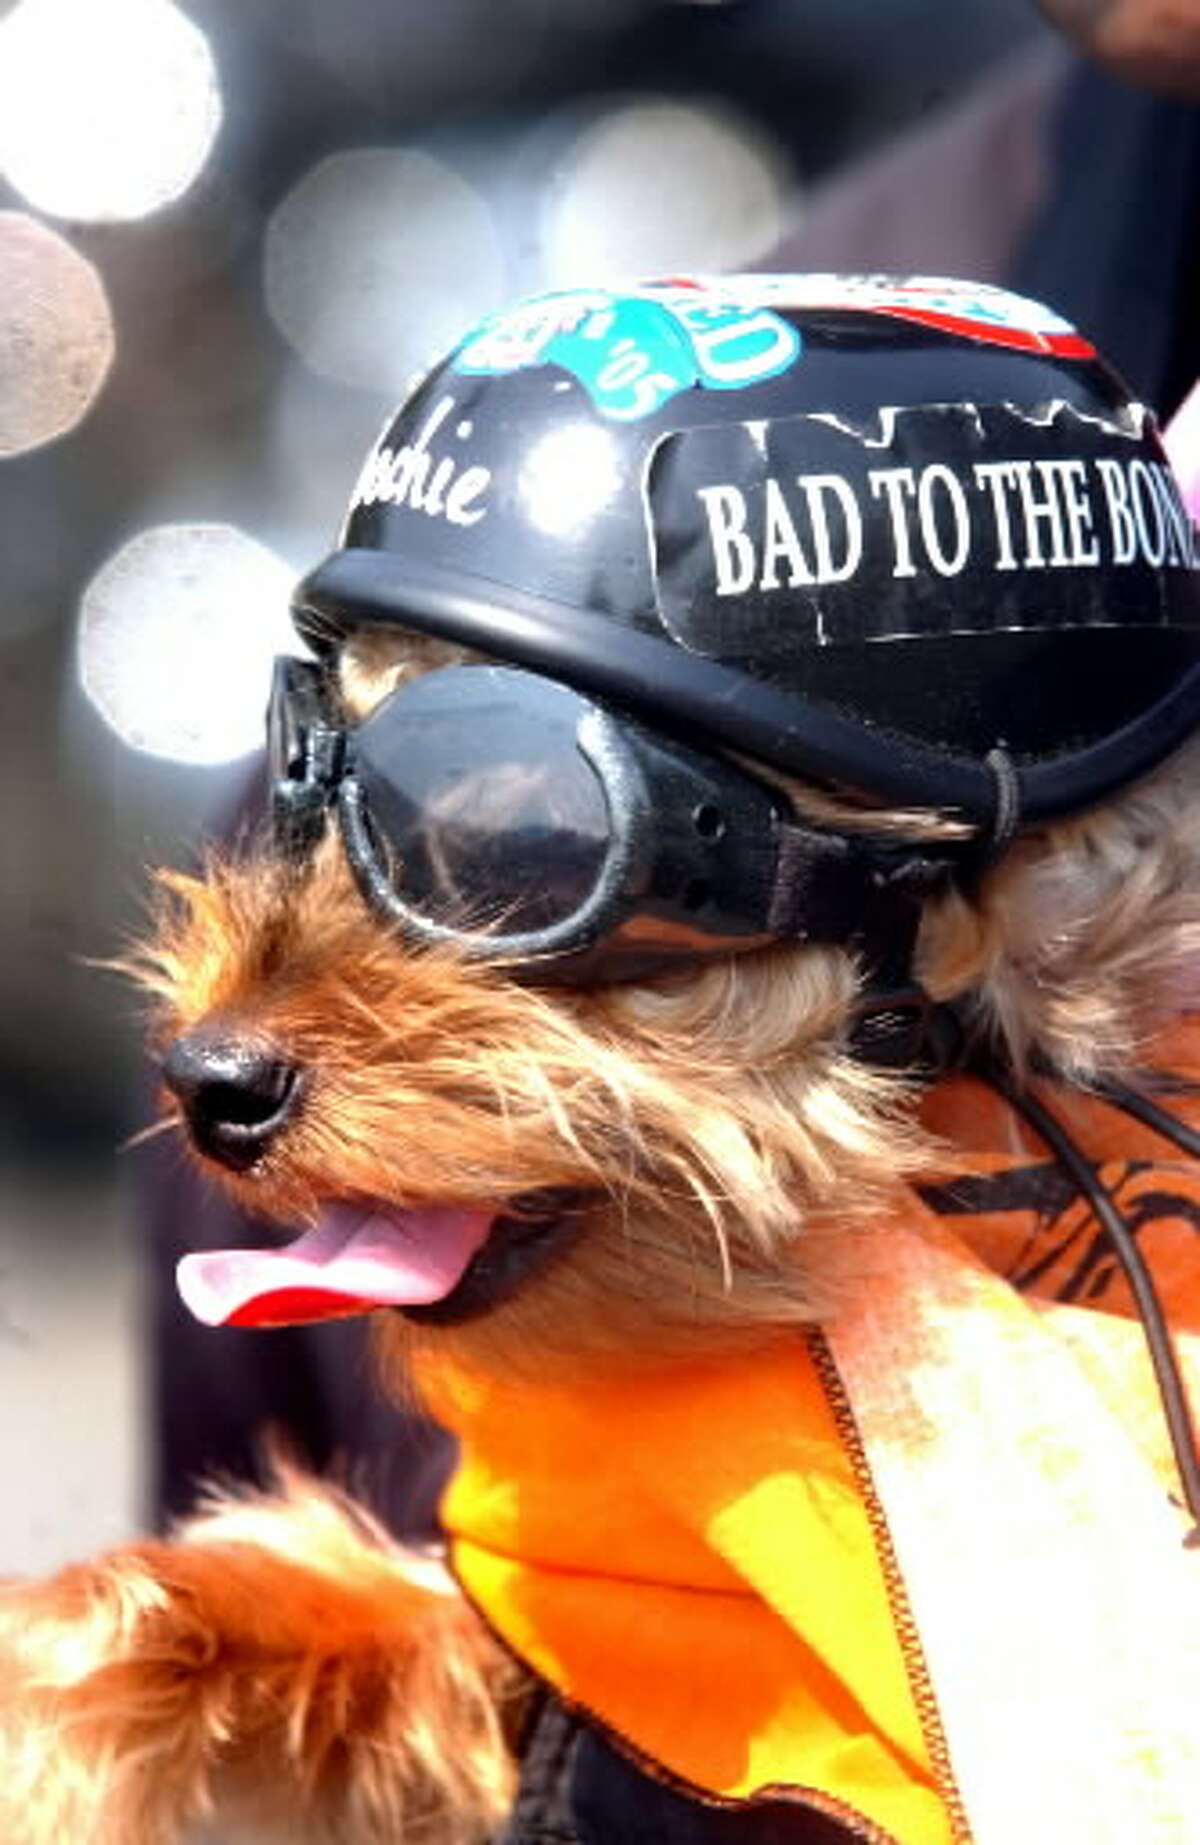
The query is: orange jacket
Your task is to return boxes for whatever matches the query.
[416,1018,1200,1845]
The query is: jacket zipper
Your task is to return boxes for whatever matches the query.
[806,1326,976,1845]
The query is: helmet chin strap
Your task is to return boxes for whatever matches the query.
[983,747,1023,855]
[844,911,959,1073]
[953,745,1024,897]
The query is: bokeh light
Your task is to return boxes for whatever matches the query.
[540,96,790,285]
[77,523,298,765]
[0,0,222,222]
[0,211,114,456]
[263,148,504,396]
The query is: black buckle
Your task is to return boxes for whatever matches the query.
[849,986,966,1072]
[268,656,343,863]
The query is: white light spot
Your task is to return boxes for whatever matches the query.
[264,148,504,395]
[541,97,788,286]
[0,212,114,455]
[77,524,298,765]
[519,423,621,537]
[0,0,222,222]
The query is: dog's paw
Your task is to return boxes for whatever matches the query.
[0,1471,517,1845]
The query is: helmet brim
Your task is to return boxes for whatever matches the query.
[294,546,1200,831]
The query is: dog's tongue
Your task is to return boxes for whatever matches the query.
[176,1203,495,1329]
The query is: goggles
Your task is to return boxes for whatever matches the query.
[267,655,955,986]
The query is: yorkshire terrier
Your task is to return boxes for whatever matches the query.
[4,276,1200,1845]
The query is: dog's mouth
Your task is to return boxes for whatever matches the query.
[176,1190,588,1331]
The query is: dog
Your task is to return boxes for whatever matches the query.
[4,276,1200,1845]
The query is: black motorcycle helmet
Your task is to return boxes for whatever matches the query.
[281,281,1200,1509]
[293,275,1200,832]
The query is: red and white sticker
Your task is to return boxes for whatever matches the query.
[719,274,1096,359]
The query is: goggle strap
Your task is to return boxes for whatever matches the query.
[768,824,861,942]
[771,823,963,1066]
[768,824,954,956]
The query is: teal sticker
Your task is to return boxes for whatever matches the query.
[453,283,802,421]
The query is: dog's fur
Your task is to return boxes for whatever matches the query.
[2,628,1199,1843]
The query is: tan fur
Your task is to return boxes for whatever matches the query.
[917,733,1200,1075]
[133,844,929,1376]
[0,1466,517,1844]
[338,630,480,721]
[3,625,1199,1842]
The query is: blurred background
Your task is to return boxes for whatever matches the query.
[0,0,1055,1569]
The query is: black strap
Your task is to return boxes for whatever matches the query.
[1087,1074,1200,1161]
[767,823,962,1070]
[768,824,956,965]
[983,746,1021,857]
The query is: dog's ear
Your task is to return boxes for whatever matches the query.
[913,732,1200,1079]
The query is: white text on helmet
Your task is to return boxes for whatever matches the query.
[697,454,1199,599]
[353,396,491,528]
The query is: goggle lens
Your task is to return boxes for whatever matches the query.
[352,670,611,936]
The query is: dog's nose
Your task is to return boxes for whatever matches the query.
[162,1027,302,1172]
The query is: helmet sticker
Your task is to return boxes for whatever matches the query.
[727,273,1096,359]
[649,401,1200,655]
[452,281,802,421]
